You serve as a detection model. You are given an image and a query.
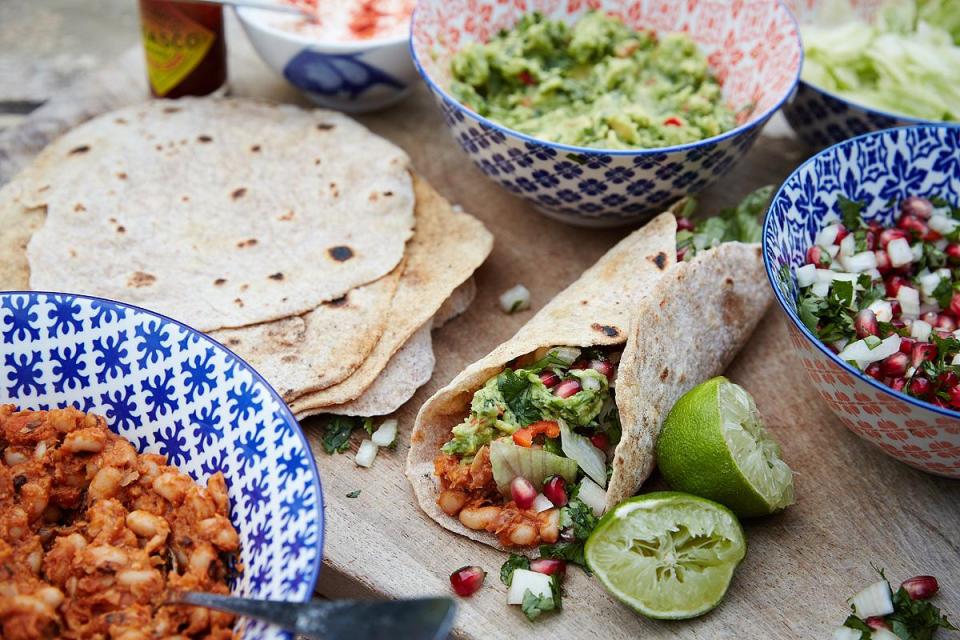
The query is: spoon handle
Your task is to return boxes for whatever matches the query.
[178,0,310,15]
[176,592,457,640]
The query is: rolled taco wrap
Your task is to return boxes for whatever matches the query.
[407,189,774,553]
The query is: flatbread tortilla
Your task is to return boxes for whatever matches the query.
[407,218,772,550]
[288,176,493,414]
[406,212,677,551]
[20,98,415,331]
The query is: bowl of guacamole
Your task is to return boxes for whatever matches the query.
[411,0,802,227]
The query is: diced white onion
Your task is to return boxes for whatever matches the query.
[550,347,581,366]
[918,272,942,299]
[581,375,602,391]
[898,286,921,318]
[507,569,552,605]
[817,223,841,247]
[354,440,379,468]
[850,580,894,619]
[837,335,901,368]
[840,251,877,273]
[912,243,924,261]
[531,493,554,513]
[371,419,398,447]
[796,264,817,288]
[826,244,841,258]
[815,268,836,283]
[929,214,958,234]
[887,237,913,267]
[833,627,863,640]
[936,238,949,251]
[499,284,531,314]
[871,629,900,640]
[912,320,932,343]
[576,477,607,518]
[951,353,960,366]
[867,300,893,323]
[560,422,607,489]
[812,281,830,297]
[840,233,856,257]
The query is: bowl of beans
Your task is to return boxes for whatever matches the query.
[763,125,960,478]
[0,292,323,640]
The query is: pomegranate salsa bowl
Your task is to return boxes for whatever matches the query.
[763,124,960,478]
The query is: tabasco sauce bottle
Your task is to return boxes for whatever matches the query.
[139,0,228,98]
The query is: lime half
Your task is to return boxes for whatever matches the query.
[656,376,795,518]
[585,492,746,619]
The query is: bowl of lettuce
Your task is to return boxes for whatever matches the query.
[782,0,959,149]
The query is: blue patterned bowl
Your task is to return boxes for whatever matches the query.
[411,0,803,227]
[0,291,324,639]
[763,125,960,478]
[781,0,941,150]
[236,7,416,113]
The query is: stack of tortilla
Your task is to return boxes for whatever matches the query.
[0,98,493,419]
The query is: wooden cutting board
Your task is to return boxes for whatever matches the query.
[3,17,958,639]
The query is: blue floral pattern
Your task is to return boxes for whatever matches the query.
[0,292,323,640]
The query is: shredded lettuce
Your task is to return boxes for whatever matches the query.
[800,0,960,121]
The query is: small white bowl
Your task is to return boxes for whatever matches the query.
[236,7,416,113]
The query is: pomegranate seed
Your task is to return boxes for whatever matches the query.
[868,221,884,235]
[864,230,878,251]
[864,362,883,380]
[891,319,907,330]
[805,246,830,268]
[938,371,959,390]
[890,300,902,318]
[902,196,934,219]
[947,243,960,265]
[569,359,588,370]
[530,558,566,576]
[553,379,581,398]
[886,275,909,298]
[539,371,560,388]
[933,396,950,408]
[875,250,892,274]
[901,575,939,600]
[517,70,536,86]
[899,337,916,354]
[450,566,486,597]
[511,476,537,510]
[950,291,960,318]
[834,224,850,243]
[542,475,568,507]
[890,377,908,391]
[949,385,960,408]
[880,228,908,248]
[676,248,688,262]
[676,217,695,232]
[589,359,615,381]
[880,352,909,378]
[590,432,610,450]
[855,309,879,338]
[922,310,939,325]
[936,314,957,332]
[898,214,929,238]
[909,376,933,398]
[912,342,938,368]
[865,617,890,630]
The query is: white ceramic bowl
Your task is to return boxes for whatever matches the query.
[236,7,416,113]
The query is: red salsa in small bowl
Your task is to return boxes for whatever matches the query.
[794,195,960,407]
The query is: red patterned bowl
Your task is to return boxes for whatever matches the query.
[764,125,960,479]
[411,0,802,226]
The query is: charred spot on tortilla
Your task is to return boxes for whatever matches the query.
[234,298,245,307]
[163,106,181,114]
[226,337,241,346]
[116,225,126,234]
[281,354,298,363]
[240,284,249,292]
[154,144,163,152]
[73,203,86,213]
[213,278,227,286]
[591,323,620,337]
[237,238,258,249]
[116,172,128,180]
[328,246,353,262]
[325,294,349,307]
[268,272,284,281]
[197,135,213,143]
[316,123,335,131]
[181,195,190,202]
[724,276,734,286]
[68,145,90,156]
[114,118,128,125]
[127,271,156,288]
[250,144,261,153]
[278,210,294,221]
[384,191,394,197]
[650,252,668,270]
[660,367,669,381]
[369,192,379,202]
[231,188,247,200]
[330,182,339,198]
[314,158,322,165]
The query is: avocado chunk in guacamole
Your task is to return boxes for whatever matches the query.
[450,11,736,150]
[441,346,621,458]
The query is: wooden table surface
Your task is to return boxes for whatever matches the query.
[1,8,958,640]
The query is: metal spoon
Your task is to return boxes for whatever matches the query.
[172,592,456,640]
[177,0,313,16]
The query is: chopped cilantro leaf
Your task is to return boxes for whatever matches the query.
[889,584,957,639]
[498,369,541,426]
[500,554,530,586]
[560,495,599,541]
[539,541,589,572]
[321,416,360,454]
[933,278,956,310]
[521,589,557,621]
[838,195,866,231]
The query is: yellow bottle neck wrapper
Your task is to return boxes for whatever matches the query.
[141,2,215,96]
